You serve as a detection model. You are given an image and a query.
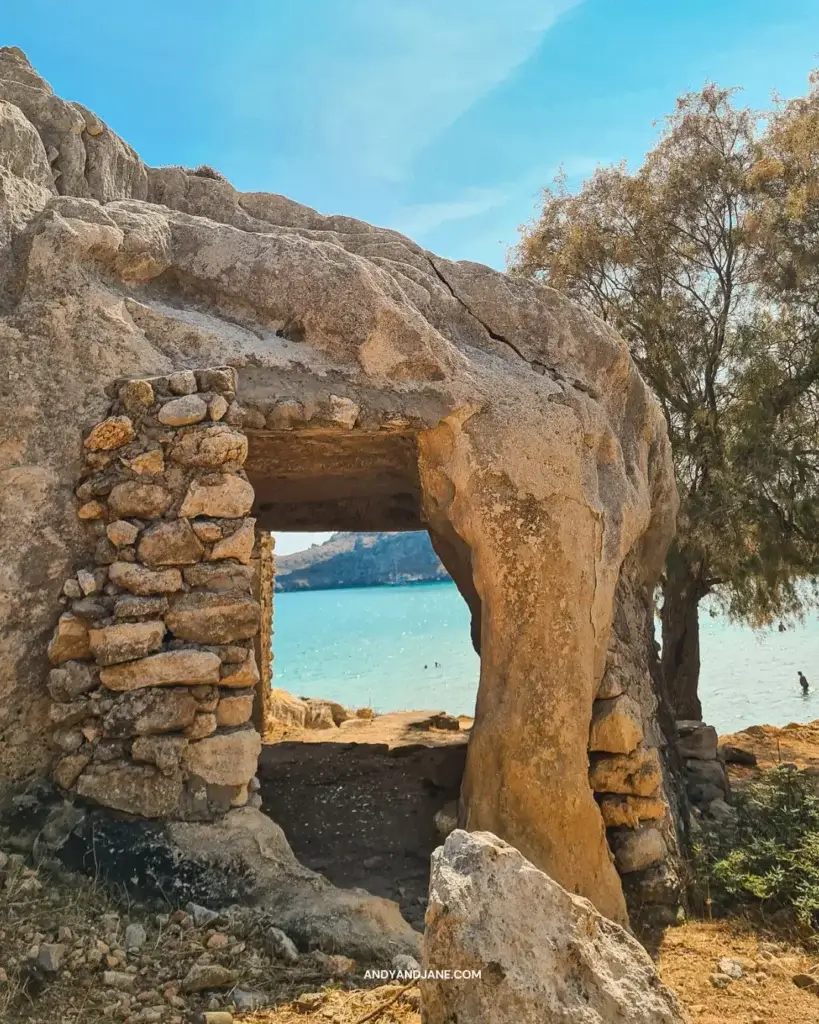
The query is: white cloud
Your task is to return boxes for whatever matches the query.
[302,0,583,182]
[392,186,511,237]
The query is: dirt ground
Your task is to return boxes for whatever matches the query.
[257,711,469,929]
[721,719,819,787]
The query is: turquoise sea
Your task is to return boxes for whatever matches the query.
[272,581,819,734]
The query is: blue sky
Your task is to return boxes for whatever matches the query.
[6,0,819,553]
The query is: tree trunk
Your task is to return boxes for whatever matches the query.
[661,564,705,721]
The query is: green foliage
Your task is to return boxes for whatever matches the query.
[694,765,819,926]
[511,79,819,712]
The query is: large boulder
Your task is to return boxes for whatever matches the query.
[421,831,684,1024]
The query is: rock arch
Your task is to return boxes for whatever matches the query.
[0,47,682,928]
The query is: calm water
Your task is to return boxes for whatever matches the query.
[272,582,819,733]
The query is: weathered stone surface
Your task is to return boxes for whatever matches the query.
[108,481,172,518]
[267,688,309,728]
[136,519,204,566]
[589,747,663,797]
[76,762,183,817]
[0,50,679,918]
[108,561,183,595]
[168,424,248,467]
[209,394,228,421]
[191,519,224,543]
[182,561,253,591]
[209,518,255,563]
[219,650,260,688]
[47,614,91,664]
[589,695,644,754]
[113,594,168,620]
[183,728,261,786]
[597,794,667,829]
[179,475,254,519]
[678,724,718,760]
[609,826,668,874]
[77,499,106,519]
[422,831,684,1024]
[48,661,99,702]
[118,379,154,410]
[103,688,201,737]
[168,369,197,395]
[84,415,134,451]
[184,712,218,739]
[131,733,188,773]
[158,394,208,425]
[106,520,140,547]
[88,620,165,666]
[165,592,260,644]
[99,649,222,691]
[53,752,92,789]
[215,693,254,727]
[122,448,165,475]
[686,758,728,790]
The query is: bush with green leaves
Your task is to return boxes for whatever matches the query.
[694,764,819,927]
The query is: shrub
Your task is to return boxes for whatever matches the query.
[694,764,819,927]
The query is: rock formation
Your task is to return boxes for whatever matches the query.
[0,47,680,924]
[275,531,448,591]
[421,830,685,1023]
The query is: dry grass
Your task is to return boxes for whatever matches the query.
[238,985,420,1024]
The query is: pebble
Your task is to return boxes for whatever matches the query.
[125,923,147,951]
[186,903,220,928]
[182,963,236,992]
[709,972,732,988]
[265,926,298,964]
[37,943,65,972]
[717,957,743,979]
[103,970,137,993]
[158,395,208,426]
[206,933,229,950]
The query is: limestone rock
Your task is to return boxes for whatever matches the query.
[100,649,222,691]
[183,728,261,786]
[215,693,254,727]
[165,592,260,644]
[108,482,172,518]
[598,794,667,829]
[209,395,228,421]
[608,826,668,874]
[106,519,140,547]
[219,650,260,688]
[53,752,92,789]
[76,762,183,817]
[686,758,728,790]
[182,963,236,992]
[267,688,309,728]
[113,594,168,620]
[179,475,254,519]
[77,500,106,519]
[421,830,684,1024]
[48,660,99,701]
[589,747,663,797]
[103,689,201,737]
[136,519,204,566]
[209,518,255,563]
[84,416,134,451]
[168,369,197,395]
[131,734,188,773]
[168,424,248,467]
[123,449,165,475]
[47,614,91,664]
[183,561,253,591]
[158,394,208,425]
[108,561,183,595]
[588,695,644,754]
[88,620,165,666]
[184,712,217,739]
[118,379,154,410]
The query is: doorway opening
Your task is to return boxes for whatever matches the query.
[243,426,480,925]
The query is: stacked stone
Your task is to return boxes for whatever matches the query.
[677,721,734,824]
[588,642,682,923]
[46,366,263,820]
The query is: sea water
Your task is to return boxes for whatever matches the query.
[271,581,819,734]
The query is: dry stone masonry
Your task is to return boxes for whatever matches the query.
[47,367,264,820]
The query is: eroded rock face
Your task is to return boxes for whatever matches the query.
[421,831,685,1024]
[0,48,679,920]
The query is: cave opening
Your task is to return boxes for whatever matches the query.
[242,425,479,925]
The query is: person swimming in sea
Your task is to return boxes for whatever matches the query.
[799,670,810,694]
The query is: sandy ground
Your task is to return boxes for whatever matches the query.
[265,709,473,749]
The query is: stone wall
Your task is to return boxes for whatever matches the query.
[46,367,263,819]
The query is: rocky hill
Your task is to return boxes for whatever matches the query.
[274,532,449,591]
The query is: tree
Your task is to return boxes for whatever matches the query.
[511,84,819,719]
